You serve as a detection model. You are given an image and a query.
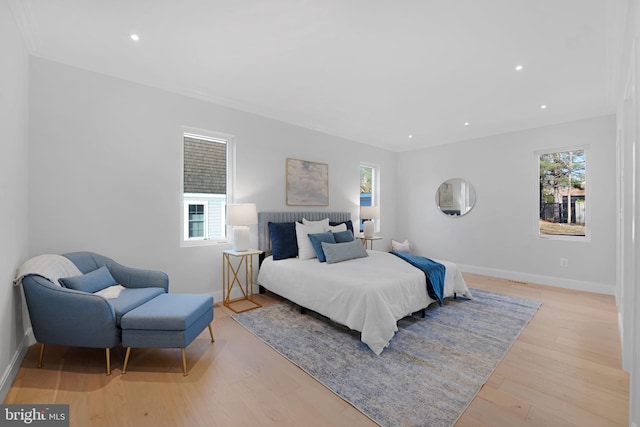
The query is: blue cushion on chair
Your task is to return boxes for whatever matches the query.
[59,265,117,293]
[108,287,166,326]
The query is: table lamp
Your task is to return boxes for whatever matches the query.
[360,206,380,238]
[227,203,257,252]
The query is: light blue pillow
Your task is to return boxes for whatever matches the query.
[321,240,369,264]
[59,265,117,293]
[308,232,336,262]
[332,230,354,243]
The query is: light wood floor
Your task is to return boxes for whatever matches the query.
[4,274,629,426]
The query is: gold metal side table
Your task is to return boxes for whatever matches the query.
[355,235,383,250]
[222,249,263,313]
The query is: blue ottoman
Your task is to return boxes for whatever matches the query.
[121,293,214,375]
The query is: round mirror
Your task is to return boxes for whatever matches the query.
[436,178,476,217]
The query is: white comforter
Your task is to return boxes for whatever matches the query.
[257,250,471,355]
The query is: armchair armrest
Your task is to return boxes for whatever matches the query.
[22,275,120,349]
[108,262,169,292]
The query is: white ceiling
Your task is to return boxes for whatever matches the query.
[9,0,627,152]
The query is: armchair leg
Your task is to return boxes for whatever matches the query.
[182,348,188,376]
[37,343,45,368]
[106,348,111,376]
[122,348,131,374]
[208,324,215,342]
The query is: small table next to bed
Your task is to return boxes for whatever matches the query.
[356,234,383,250]
[222,249,263,313]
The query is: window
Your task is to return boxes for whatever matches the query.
[182,131,234,245]
[538,147,587,238]
[184,202,207,239]
[360,163,378,231]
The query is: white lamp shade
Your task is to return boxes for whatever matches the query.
[360,206,380,220]
[227,203,258,226]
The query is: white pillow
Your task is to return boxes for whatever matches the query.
[302,217,330,229]
[391,238,412,254]
[296,221,327,260]
[328,223,347,233]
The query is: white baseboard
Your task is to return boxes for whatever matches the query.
[0,328,34,402]
[458,264,615,295]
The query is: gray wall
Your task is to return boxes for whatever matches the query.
[615,0,640,424]
[397,115,617,294]
[27,57,399,299]
[0,0,31,400]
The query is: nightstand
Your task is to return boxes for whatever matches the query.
[355,235,383,250]
[222,249,263,313]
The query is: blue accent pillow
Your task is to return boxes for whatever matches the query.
[321,240,369,264]
[330,220,354,233]
[333,230,354,243]
[308,232,336,262]
[59,265,117,293]
[268,222,298,260]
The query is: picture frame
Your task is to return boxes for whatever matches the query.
[286,158,329,206]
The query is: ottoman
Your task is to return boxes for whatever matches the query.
[121,293,214,375]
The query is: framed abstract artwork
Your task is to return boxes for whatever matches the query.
[286,158,329,206]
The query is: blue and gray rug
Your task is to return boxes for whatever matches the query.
[232,289,541,427]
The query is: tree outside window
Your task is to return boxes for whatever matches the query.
[539,148,586,237]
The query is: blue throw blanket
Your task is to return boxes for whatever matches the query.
[391,252,445,306]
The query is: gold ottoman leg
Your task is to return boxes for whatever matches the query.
[182,348,188,376]
[208,324,215,343]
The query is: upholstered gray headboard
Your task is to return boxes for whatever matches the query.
[258,211,351,253]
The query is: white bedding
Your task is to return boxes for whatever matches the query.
[256,250,471,355]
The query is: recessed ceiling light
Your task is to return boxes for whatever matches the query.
[515,65,524,71]
[130,34,140,41]
[540,104,547,109]
[464,122,470,126]
[408,134,413,139]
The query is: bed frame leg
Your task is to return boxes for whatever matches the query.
[259,285,265,294]
[300,307,307,315]
[421,309,426,318]
[454,293,457,299]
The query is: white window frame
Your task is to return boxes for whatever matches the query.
[184,201,208,240]
[181,127,235,247]
[535,145,590,242]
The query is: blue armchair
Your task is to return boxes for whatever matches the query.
[21,252,169,375]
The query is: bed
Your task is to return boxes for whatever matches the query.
[256,211,471,355]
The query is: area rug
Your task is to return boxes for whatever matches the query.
[232,289,541,427]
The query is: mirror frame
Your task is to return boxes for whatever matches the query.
[436,178,476,217]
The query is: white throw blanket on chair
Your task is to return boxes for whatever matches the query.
[13,254,82,287]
